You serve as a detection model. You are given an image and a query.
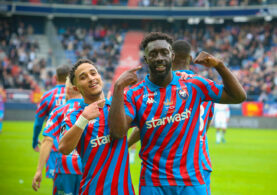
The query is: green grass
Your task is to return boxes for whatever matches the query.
[0,121,277,195]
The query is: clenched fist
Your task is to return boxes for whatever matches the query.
[194,51,224,68]
[115,66,142,89]
[82,99,106,120]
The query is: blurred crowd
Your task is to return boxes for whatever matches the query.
[138,20,277,102]
[3,0,276,6]
[138,0,275,7]
[1,17,277,103]
[57,24,125,83]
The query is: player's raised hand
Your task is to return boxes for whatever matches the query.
[115,66,142,89]
[194,51,224,68]
[82,99,106,120]
[32,171,42,191]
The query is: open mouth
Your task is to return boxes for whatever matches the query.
[89,83,98,88]
[155,65,166,71]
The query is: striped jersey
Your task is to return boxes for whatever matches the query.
[176,70,214,172]
[43,98,83,175]
[199,101,214,172]
[124,72,223,186]
[33,85,66,148]
[62,98,135,195]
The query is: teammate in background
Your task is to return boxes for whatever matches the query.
[58,59,135,195]
[32,76,83,194]
[109,32,246,194]
[32,65,70,180]
[214,103,230,144]
[0,87,6,133]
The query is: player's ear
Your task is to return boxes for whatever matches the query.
[189,55,192,64]
[144,55,148,64]
[73,85,79,92]
[171,50,175,61]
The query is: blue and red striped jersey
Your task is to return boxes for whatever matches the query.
[124,72,223,186]
[43,98,83,175]
[62,98,135,195]
[32,85,66,148]
[175,70,214,172]
[199,101,214,172]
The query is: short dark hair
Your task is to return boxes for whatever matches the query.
[69,59,95,85]
[56,65,71,82]
[141,32,174,50]
[172,40,191,56]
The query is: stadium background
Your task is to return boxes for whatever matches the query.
[0,0,277,194]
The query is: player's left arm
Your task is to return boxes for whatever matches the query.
[128,126,140,148]
[194,51,247,104]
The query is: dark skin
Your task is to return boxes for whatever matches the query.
[109,39,247,139]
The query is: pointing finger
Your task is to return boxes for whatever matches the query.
[129,66,142,73]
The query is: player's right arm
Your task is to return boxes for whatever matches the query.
[32,136,53,191]
[128,127,140,148]
[108,66,141,139]
[59,99,105,155]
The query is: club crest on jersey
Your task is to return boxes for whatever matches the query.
[178,87,189,100]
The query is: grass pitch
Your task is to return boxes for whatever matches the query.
[0,121,277,195]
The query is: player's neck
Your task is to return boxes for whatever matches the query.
[84,92,105,105]
[149,71,173,88]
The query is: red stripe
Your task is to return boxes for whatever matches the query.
[39,89,58,117]
[53,174,58,195]
[151,86,177,186]
[124,153,134,194]
[140,88,166,186]
[36,91,52,114]
[193,123,205,184]
[82,109,106,195]
[62,156,70,174]
[202,134,212,169]
[72,155,82,175]
[187,79,212,101]
[95,139,118,195]
[197,75,219,95]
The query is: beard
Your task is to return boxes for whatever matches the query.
[149,59,172,79]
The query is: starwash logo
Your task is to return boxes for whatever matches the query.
[90,135,111,148]
[147,98,156,104]
[143,92,157,99]
[145,109,191,129]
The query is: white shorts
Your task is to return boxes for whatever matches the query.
[215,119,227,129]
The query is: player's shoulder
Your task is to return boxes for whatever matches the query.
[124,80,145,94]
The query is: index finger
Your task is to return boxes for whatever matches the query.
[129,66,142,73]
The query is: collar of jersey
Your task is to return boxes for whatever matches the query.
[56,84,65,87]
[145,72,179,91]
[80,97,110,108]
[67,98,83,104]
[173,70,194,75]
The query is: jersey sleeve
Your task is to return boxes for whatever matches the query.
[208,102,214,121]
[42,108,62,139]
[124,88,136,121]
[189,75,223,103]
[32,92,51,148]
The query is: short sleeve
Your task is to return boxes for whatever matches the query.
[188,75,223,102]
[42,109,61,139]
[124,88,136,120]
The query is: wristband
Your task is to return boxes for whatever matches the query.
[75,115,89,130]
